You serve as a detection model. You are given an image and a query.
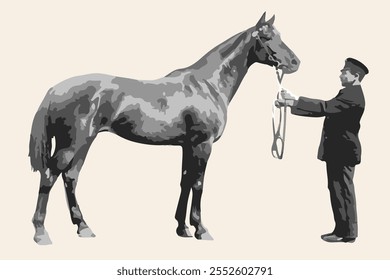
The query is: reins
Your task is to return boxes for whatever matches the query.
[253,30,288,159]
[271,70,286,159]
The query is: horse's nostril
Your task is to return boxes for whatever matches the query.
[291,59,298,65]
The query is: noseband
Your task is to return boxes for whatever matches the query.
[253,30,287,159]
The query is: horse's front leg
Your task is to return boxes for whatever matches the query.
[176,139,213,240]
[190,140,213,240]
[175,145,194,238]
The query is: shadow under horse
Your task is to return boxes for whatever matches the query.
[29,12,300,245]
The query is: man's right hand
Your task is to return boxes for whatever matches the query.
[275,98,295,107]
[280,88,298,101]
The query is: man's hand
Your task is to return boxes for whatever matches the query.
[275,88,298,107]
[280,88,298,101]
[275,99,295,107]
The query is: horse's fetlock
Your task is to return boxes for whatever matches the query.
[32,214,45,227]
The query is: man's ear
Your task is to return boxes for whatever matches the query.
[355,72,360,81]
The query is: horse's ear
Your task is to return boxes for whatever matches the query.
[266,15,275,26]
[256,12,267,28]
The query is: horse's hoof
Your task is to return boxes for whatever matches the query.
[34,230,52,245]
[78,227,96,238]
[176,226,193,238]
[195,231,214,240]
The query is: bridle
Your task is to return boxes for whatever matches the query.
[253,29,287,159]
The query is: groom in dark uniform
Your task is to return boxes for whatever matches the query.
[278,58,369,243]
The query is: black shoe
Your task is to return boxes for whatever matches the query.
[320,232,334,238]
[321,234,356,243]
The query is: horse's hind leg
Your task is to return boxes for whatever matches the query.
[62,139,96,238]
[32,169,59,245]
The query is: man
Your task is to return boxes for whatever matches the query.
[278,58,368,243]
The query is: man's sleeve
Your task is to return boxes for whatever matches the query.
[291,94,355,117]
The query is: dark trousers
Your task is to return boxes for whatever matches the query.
[326,162,358,238]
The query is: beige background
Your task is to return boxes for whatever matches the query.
[0,0,388,259]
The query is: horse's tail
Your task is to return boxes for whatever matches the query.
[29,93,52,172]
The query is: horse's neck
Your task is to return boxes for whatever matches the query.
[191,28,257,104]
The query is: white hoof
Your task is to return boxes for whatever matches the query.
[34,230,52,245]
[195,231,214,240]
[78,227,96,238]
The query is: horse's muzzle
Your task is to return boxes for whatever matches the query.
[279,57,300,74]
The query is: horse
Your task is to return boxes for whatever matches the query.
[29,12,300,245]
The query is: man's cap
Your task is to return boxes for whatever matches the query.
[343,57,369,75]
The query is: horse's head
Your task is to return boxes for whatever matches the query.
[252,12,300,74]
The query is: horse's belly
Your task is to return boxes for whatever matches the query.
[111,108,186,144]
[136,119,186,143]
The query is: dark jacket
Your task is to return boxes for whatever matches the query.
[291,85,365,165]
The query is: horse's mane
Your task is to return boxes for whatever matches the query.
[165,28,252,77]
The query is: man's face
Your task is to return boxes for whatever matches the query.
[339,68,358,86]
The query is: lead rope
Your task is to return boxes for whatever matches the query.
[252,30,288,159]
[271,69,287,159]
